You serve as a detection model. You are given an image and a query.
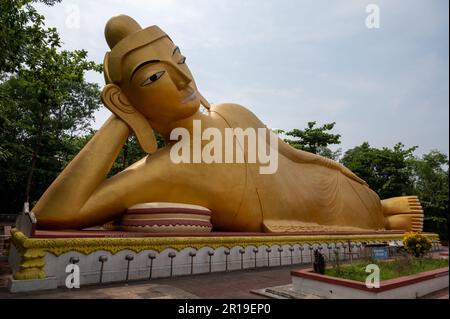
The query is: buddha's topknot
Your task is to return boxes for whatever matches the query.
[105,14,142,49]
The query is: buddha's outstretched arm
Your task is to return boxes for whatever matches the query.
[33,115,130,228]
[211,103,367,185]
[278,136,368,186]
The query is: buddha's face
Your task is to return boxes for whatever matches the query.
[121,37,200,123]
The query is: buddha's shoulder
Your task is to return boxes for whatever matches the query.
[210,103,264,127]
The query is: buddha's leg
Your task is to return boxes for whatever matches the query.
[254,156,385,232]
[382,196,424,232]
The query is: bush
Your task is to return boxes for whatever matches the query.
[403,232,432,257]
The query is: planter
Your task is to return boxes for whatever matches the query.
[291,267,448,299]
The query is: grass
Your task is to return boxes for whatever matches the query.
[324,257,449,282]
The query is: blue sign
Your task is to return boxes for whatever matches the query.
[372,247,389,260]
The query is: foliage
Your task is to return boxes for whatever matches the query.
[341,142,417,199]
[313,249,326,274]
[0,0,62,75]
[411,150,449,240]
[0,67,101,210]
[325,258,448,282]
[403,232,432,258]
[279,121,342,160]
[0,0,102,212]
[330,249,341,272]
[391,253,415,274]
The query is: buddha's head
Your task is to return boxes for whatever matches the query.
[102,15,208,153]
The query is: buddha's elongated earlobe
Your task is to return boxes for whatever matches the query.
[198,92,211,110]
[101,84,157,154]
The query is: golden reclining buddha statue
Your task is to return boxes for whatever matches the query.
[33,15,424,233]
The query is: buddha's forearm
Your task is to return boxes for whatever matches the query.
[33,115,130,221]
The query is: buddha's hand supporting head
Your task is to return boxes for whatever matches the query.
[102,15,209,153]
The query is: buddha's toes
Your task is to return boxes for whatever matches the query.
[382,196,424,232]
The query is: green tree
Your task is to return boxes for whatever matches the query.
[0,0,102,212]
[341,142,417,199]
[0,0,61,75]
[280,121,342,160]
[412,150,449,240]
[0,63,102,210]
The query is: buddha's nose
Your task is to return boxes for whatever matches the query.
[168,63,192,90]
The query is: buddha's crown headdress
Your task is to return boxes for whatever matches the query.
[104,15,168,85]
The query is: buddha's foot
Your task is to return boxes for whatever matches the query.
[382,196,424,232]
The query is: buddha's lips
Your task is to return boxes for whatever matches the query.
[182,90,197,104]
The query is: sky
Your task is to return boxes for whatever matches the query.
[35,0,449,156]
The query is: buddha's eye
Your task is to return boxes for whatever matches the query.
[178,56,186,64]
[141,71,165,86]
